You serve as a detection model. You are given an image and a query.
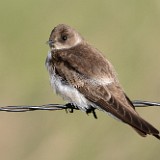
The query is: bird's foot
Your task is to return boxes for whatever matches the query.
[65,103,79,113]
[86,108,98,119]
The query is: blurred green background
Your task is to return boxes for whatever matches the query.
[0,0,160,160]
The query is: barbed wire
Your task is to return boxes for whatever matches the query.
[0,100,160,119]
[132,100,160,107]
[0,103,76,112]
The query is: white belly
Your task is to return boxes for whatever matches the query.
[50,73,91,111]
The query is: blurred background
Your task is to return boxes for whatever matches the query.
[0,0,160,159]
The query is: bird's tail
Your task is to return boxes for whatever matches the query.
[124,94,160,139]
[131,118,160,140]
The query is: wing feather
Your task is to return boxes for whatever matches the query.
[52,45,160,139]
[78,84,160,138]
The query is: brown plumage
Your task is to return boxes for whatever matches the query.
[46,24,160,139]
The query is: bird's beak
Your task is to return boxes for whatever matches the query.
[46,40,55,51]
[46,40,54,46]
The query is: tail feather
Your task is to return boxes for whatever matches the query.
[134,127,160,140]
[131,118,160,140]
[133,127,147,137]
[97,95,160,139]
[153,134,160,140]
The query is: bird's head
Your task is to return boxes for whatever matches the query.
[47,24,83,51]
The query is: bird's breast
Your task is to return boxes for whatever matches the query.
[45,51,91,111]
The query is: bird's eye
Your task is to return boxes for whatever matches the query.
[62,35,68,41]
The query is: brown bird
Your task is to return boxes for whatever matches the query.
[45,24,160,139]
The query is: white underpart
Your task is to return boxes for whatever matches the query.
[45,51,52,70]
[51,73,91,111]
[47,51,52,59]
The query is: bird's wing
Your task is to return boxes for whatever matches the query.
[53,46,160,139]
[53,44,116,79]
[78,83,160,138]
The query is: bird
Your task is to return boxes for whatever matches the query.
[45,24,160,139]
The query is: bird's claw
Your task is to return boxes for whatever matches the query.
[86,108,98,119]
[65,103,78,113]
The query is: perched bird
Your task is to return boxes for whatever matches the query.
[45,24,160,139]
